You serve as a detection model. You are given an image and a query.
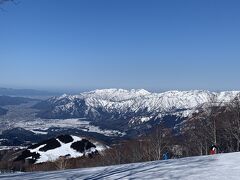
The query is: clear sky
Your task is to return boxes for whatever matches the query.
[0,0,240,92]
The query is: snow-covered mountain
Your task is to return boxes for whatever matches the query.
[3,152,240,179]
[34,89,240,133]
[15,135,106,164]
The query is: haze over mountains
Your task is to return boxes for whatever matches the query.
[0,87,61,97]
[0,96,37,116]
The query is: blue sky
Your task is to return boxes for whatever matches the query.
[0,0,240,92]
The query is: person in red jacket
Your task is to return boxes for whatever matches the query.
[210,145,217,155]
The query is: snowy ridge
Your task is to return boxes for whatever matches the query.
[80,89,151,101]
[3,152,240,179]
[52,89,240,111]
[38,89,240,128]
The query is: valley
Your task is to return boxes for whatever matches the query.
[1,89,240,148]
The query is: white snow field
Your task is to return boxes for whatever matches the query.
[1,152,240,179]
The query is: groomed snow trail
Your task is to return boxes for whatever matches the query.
[1,152,240,179]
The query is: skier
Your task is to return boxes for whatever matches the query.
[209,145,217,155]
[162,152,169,160]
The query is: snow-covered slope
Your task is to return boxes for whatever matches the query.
[15,135,106,164]
[35,89,240,131]
[52,89,239,109]
[2,152,240,179]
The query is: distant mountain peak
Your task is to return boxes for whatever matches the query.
[34,89,240,133]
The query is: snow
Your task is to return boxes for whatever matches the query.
[14,118,125,137]
[81,90,239,111]
[30,130,48,135]
[140,117,152,123]
[0,146,25,151]
[1,152,240,179]
[4,89,239,137]
[129,116,153,124]
[80,88,151,102]
[48,89,240,125]
[29,136,84,164]
[28,135,106,164]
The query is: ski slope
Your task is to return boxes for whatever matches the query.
[1,152,240,179]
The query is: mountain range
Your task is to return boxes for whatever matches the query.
[34,89,240,135]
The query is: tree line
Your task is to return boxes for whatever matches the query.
[182,94,240,156]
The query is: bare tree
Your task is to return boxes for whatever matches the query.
[148,124,172,160]
[54,156,69,170]
[223,94,240,151]
[183,113,210,156]
[182,94,224,156]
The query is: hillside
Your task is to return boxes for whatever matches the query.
[15,135,106,164]
[1,152,240,179]
[34,89,240,132]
